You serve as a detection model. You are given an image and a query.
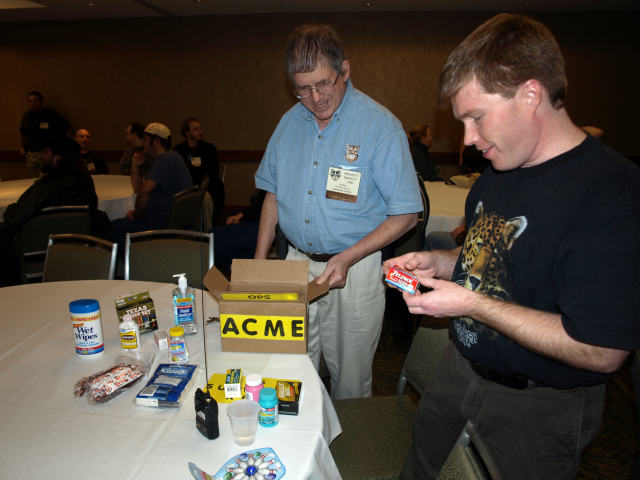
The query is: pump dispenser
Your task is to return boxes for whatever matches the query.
[172,273,197,334]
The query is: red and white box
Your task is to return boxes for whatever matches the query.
[385,266,419,294]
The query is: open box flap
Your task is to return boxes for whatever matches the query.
[202,266,230,301]
[307,279,329,302]
[231,259,309,285]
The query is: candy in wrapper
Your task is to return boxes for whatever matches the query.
[385,266,419,294]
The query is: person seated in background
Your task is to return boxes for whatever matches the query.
[211,189,266,274]
[74,128,109,174]
[458,138,490,174]
[408,124,442,181]
[119,122,155,176]
[174,117,225,226]
[109,123,192,249]
[423,225,466,251]
[3,136,109,238]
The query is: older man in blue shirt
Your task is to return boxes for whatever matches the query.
[254,24,423,399]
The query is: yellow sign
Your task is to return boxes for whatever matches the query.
[221,314,305,341]
[220,292,299,301]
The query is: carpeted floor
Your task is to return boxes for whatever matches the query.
[371,314,638,479]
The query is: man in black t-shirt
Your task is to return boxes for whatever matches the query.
[174,117,225,226]
[384,14,639,480]
[19,91,72,177]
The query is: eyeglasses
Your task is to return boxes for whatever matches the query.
[293,67,342,99]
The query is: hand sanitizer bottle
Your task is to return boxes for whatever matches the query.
[172,273,197,334]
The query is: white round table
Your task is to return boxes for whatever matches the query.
[0,175,136,221]
[0,280,341,479]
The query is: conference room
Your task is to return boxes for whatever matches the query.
[0,1,638,479]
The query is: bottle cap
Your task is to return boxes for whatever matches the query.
[170,326,185,337]
[69,299,100,314]
[260,387,277,403]
[246,373,263,387]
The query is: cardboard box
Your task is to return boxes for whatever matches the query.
[203,259,328,354]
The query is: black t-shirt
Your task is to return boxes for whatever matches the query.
[450,136,640,388]
[20,108,70,152]
[173,139,220,190]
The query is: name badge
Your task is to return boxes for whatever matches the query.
[190,156,202,167]
[39,122,49,130]
[86,162,95,172]
[325,167,361,203]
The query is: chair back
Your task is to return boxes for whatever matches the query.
[396,324,450,396]
[43,234,117,282]
[124,229,214,289]
[390,173,431,257]
[166,185,206,230]
[18,205,91,282]
[436,420,505,480]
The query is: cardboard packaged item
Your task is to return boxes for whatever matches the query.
[114,291,158,334]
[203,259,328,354]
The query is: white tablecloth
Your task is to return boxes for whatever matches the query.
[424,181,470,236]
[0,175,135,221]
[0,280,341,479]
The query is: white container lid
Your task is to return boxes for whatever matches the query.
[245,373,263,387]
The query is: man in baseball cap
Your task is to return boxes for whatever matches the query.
[110,122,192,248]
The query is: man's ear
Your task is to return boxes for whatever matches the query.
[53,154,62,166]
[340,59,351,82]
[518,79,542,110]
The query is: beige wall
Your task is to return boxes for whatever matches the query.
[1,11,638,157]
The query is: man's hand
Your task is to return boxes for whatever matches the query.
[226,212,244,225]
[403,276,475,317]
[131,151,145,168]
[314,252,352,289]
[125,209,136,221]
[383,251,439,284]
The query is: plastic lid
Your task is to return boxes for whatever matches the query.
[260,387,277,402]
[173,273,187,291]
[169,326,185,337]
[122,313,134,323]
[246,373,263,387]
[69,299,100,314]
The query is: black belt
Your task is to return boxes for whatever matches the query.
[290,243,335,263]
[469,361,545,390]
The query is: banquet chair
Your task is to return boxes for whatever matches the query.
[166,184,207,230]
[43,234,117,282]
[18,205,91,283]
[436,420,505,480]
[124,229,214,289]
[329,324,449,480]
[396,323,450,396]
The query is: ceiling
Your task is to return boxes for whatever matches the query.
[1,0,638,23]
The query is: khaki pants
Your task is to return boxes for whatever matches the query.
[286,247,385,399]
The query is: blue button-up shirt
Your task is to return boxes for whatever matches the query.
[255,81,422,254]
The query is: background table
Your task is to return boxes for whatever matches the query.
[0,175,135,221]
[0,280,341,479]
[424,181,470,236]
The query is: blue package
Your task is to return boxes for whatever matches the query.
[136,363,197,407]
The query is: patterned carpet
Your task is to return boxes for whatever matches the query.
[371,315,638,479]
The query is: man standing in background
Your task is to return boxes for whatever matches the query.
[174,117,225,227]
[19,91,72,177]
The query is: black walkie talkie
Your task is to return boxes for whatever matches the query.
[195,387,219,440]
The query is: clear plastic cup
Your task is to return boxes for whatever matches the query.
[227,399,260,446]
